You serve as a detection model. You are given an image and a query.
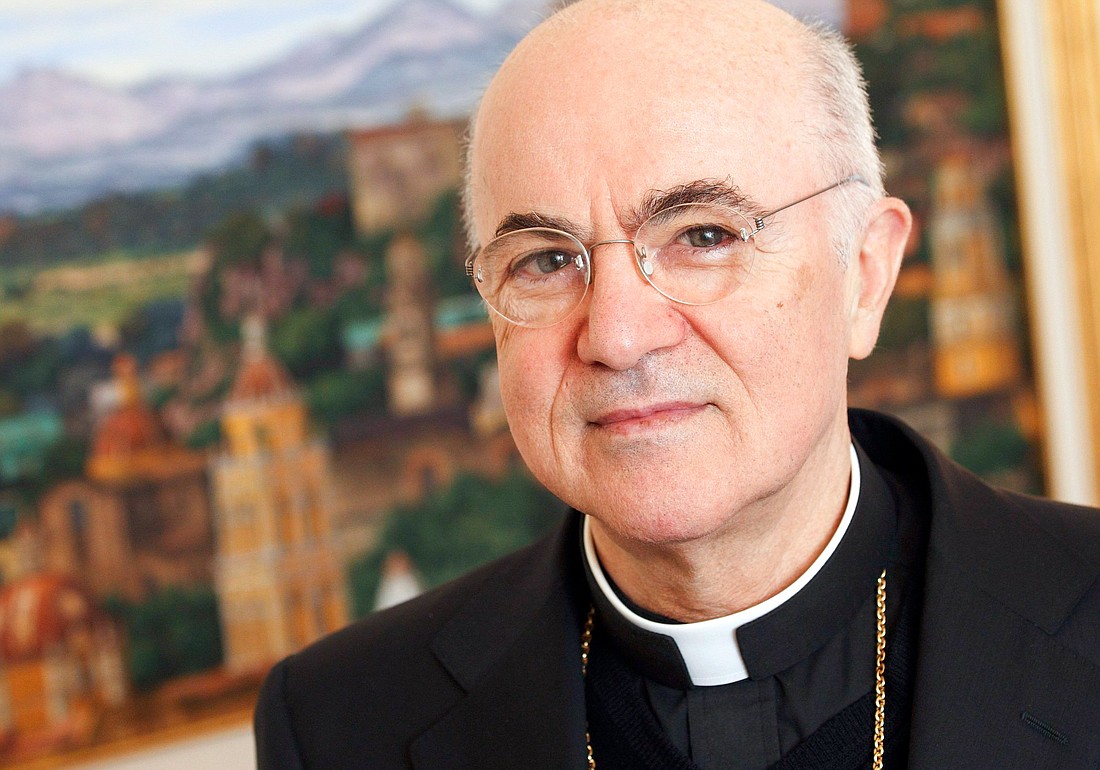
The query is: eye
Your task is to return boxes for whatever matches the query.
[682,224,733,248]
[512,249,574,276]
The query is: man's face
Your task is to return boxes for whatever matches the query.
[468,3,871,547]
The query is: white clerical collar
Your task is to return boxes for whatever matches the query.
[583,443,862,686]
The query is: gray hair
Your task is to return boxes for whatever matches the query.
[461,106,481,255]
[801,21,885,265]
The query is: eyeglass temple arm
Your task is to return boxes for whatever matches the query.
[742,173,869,241]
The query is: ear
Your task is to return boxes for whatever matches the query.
[848,196,912,360]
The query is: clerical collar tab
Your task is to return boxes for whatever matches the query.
[583,443,861,687]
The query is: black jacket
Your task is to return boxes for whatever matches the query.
[255,409,1100,768]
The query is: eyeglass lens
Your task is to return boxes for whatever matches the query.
[472,203,756,327]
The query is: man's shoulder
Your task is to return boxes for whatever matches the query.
[852,407,1100,646]
[850,407,1100,555]
[255,516,581,766]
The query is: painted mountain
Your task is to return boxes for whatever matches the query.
[0,0,552,214]
[0,0,844,215]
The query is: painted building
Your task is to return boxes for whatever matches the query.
[385,233,437,416]
[0,573,126,751]
[37,356,213,601]
[211,318,348,673]
[929,156,1022,398]
[346,114,464,235]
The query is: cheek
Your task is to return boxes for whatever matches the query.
[771,265,853,408]
[707,261,850,411]
[494,326,571,453]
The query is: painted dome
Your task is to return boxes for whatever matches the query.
[90,355,166,459]
[227,315,297,403]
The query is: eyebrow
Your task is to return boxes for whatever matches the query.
[494,212,594,241]
[624,179,762,231]
[492,179,763,242]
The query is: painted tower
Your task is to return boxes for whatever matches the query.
[929,156,1022,397]
[210,318,348,672]
[385,233,437,416]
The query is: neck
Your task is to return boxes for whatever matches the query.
[589,428,855,622]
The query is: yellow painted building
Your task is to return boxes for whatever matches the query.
[930,156,1022,397]
[211,318,348,673]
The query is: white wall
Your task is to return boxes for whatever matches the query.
[72,724,255,770]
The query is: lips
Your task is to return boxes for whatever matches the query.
[590,401,707,428]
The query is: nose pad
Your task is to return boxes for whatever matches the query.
[637,245,655,277]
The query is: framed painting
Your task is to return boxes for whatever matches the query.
[0,0,1088,766]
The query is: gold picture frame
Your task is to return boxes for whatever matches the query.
[1,1,1097,767]
[999,0,1100,502]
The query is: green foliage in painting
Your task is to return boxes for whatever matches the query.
[333,281,385,325]
[348,466,566,618]
[450,348,499,403]
[988,167,1023,272]
[856,1,1008,146]
[306,367,387,426]
[270,307,343,379]
[36,435,88,487]
[0,321,64,409]
[418,188,469,299]
[284,196,356,278]
[104,587,224,692]
[876,296,930,350]
[185,419,222,450]
[207,210,272,271]
[189,183,472,426]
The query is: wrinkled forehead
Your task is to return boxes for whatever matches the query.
[467,0,819,243]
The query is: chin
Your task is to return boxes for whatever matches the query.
[545,453,744,541]
[583,489,738,547]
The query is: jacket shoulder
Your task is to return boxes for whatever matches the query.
[851,407,1100,636]
[254,518,578,768]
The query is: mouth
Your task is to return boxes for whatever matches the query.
[589,401,708,431]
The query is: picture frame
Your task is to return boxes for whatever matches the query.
[1,1,1095,766]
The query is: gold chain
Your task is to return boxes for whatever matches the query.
[581,606,596,769]
[872,568,887,770]
[581,570,888,769]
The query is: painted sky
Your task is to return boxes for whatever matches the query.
[0,0,512,86]
[0,0,844,88]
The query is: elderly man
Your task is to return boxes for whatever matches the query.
[254,0,1100,767]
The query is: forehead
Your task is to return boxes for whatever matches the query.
[468,1,819,238]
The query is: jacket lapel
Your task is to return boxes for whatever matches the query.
[852,409,1100,766]
[409,514,590,769]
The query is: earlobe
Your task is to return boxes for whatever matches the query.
[848,197,912,360]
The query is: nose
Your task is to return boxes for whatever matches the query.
[575,241,686,370]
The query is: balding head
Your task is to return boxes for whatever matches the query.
[465,0,881,259]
